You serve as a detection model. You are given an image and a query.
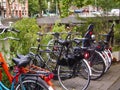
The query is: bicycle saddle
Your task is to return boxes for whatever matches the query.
[73,38,88,44]
[16,54,25,58]
[12,55,31,67]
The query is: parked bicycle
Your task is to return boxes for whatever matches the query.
[0,27,54,90]
[80,23,114,80]
[29,31,92,90]
[46,31,80,63]
[46,24,106,80]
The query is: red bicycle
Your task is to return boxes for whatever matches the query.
[0,27,54,90]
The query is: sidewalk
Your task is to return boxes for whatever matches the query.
[88,62,120,90]
[53,62,120,90]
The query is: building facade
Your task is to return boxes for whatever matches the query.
[0,0,28,18]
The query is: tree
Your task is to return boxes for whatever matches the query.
[60,0,92,17]
[6,0,14,18]
[28,0,39,16]
[28,0,47,17]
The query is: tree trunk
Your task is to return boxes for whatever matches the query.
[38,0,42,17]
[57,0,61,16]
[6,0,12,18]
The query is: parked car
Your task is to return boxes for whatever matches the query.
[111,9,120,16]
[91,11,103,16]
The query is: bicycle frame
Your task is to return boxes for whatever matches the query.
[0,29,54,90]
[0,52,13,83]
[0,52,29,90]
[0,52,21,90]
[0,81,10,90]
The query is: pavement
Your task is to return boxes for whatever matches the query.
[88,62,120,90]
[52,61,120,90]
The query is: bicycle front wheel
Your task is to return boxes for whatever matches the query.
[15,76,53,90]
[57,60,91,90]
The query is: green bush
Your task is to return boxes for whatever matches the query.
[12,18,40,54]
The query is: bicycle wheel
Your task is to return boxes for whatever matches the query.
[46,39,61,72]
[15,76,53,90]
[90,51,106,80]
[57,60,91,90]
[103,49,112,72]
[46,39,61,62]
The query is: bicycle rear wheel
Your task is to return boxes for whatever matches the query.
[15,76,53,90]
[90,51,106,80]
[57,60,91,90]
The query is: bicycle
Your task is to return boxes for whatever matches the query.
[87,23,114,72]
[71,24,106,80]
[73,37,106,80]
[80,23,114,79]
[46,24,106,80]
[0,27,54,90]
[46,31,80,63]
[30,32,91,90]
[96,23,114,72]
[0,52,54,90]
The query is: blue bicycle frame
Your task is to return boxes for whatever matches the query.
[0,80,15,90]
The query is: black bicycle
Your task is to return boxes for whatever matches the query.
[29,32,91,90]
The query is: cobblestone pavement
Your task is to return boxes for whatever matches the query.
[52,62,120,90]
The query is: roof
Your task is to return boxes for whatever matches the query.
[0,20,8,29]
[36,16,85,25]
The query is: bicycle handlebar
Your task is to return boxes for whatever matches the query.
[37,31,80,36]
[0,27,20,35]
[0,37,20,41]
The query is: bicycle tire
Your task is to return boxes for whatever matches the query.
[57,59,91,90]
[46,39,61,71]
[89,51,106,80]
[103,49,112,72]
[15,76,54,90]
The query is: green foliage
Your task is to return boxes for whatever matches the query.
[28,0,40,15]
[1,71,11,88]
[71,0,84,7]
[13,18,40,54]
[52,21,65,32]
[28,0,47,16]
[61,0,71,17]
[74,17,106,37]
[49,1,56,13]
[0,28,18,62]
[38,21,67,46]
[89,0,120,11]
[114,24,120,44]
[27,0,120,18]
[113,45,120,51]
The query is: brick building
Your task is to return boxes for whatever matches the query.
[0,0,28,18]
